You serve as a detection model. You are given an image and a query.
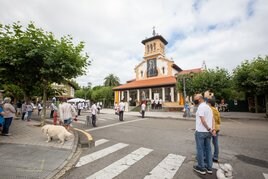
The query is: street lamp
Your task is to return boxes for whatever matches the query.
[183,77,187,105]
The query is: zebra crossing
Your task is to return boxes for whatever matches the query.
[75,139,186,179]
[76,115,119,125]
[73,139,268,179]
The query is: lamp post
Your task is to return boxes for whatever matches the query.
[183,77,187,104]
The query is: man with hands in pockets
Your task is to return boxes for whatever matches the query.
[193,94,216,175]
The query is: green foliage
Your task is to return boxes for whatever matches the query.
[75,87,91,99]
[104,74,120,87]
[177,67,232,99]
[0,22,90,125]
[91,86,113,107]
[233,56,268,95]
[2,84,24,100]
[67,79,80,90]
[0,22,89,96]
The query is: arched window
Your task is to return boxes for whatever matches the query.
[162,67,165,74]
[150,44,153,52]
[153,43,156,51]
[147,45,149,53]
[141,70,143,77]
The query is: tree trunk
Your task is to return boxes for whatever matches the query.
[265,94,268,118]
[40,87,47,126]
[254,95,258,113]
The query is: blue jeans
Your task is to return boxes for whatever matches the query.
[212,131,219,160]
[27,111,32,120]
[195,131,212,170]
[3,117,13,134]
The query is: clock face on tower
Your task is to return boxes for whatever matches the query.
[147,58,158,77]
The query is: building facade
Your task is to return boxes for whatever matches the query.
[113,33,202,109]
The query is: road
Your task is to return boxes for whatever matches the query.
[61,111,268,179]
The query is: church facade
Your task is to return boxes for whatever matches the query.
[113,33,202,109]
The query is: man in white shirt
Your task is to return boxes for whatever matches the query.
[77,102,83,116]
[193,94,215,175]
[59,99,77,130]
[118,100,125,121]
[91,101,98,127]
[141,102,146,118]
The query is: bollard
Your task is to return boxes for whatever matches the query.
[86,115,91,126]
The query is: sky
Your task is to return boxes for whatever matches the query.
[1,0,267,87]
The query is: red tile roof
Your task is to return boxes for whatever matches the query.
[177,68,202,75]
[113,76,176,90]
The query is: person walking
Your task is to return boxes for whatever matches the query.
[193,94,215,175]
[16,100,22,116]
[2,97,16,136]
[59,99,77,130]
[114,102,119,115]
[21,101,26,120]
[26,101,34,121]
[207,99,221,162]
[77,102,83,116]
[50,102,57,118]
[0,102,5,132]
[37,102,43,116]
[91,101,97,127]
[141,102,146,118]
[118,100,125,121]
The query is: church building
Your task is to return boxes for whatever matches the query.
[113,31,202,110]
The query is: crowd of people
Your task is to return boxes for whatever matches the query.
[0,94,222,176]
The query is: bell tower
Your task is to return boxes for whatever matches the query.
[141,27,168,60]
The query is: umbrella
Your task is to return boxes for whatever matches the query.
[67,98,85,103]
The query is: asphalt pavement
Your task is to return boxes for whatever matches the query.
[0,109,266,179]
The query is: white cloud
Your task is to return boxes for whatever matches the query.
[0,0,267,86]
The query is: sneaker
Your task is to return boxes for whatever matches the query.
[193,165,206,175]
[213,158,218,162]
[2,133,11,136]
[206,168,213,174]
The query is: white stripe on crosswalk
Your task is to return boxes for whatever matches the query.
[144,154,185,179]
[95,139,109,147]
[263,173,268,179]
[75,143,128,167]
[85,118,148,132]
[86,147,153,179]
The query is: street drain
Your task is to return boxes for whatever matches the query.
[236,154,268,168]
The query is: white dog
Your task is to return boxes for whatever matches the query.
[216,163,233,179]
[41,124,73,144]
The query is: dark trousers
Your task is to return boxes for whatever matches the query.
[21,112,26,120]
[3,117,13,134]
[141,110,145,118]
[92,114,96,127]
[119,111,124,121]
[50,110,54,118]
[78,109,81,116]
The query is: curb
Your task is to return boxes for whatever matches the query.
[119,113,268,121]
[45,127,79,179]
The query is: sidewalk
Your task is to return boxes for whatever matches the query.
[101,108,268,120]
[0,109,266,179]
[0,115,78,179]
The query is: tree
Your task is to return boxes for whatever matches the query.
[91,86,113,107]
[233,56,268,115]
[0,22,90,125]
[104,74,120,87]
[177,67,232,101]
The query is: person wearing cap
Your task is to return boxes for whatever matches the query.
[2,97,16,136]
